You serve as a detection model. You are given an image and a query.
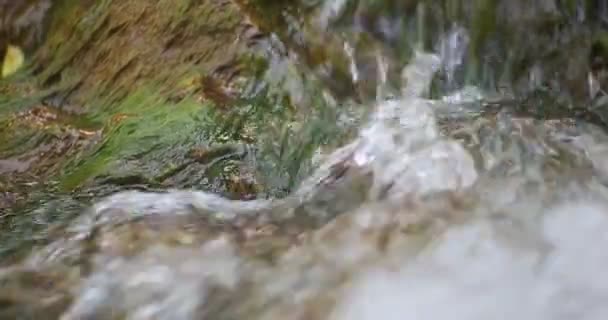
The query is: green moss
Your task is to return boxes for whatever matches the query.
[0,0,349,197]
[59,87,216,190]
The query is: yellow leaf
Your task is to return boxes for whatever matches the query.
[2,44,25,78]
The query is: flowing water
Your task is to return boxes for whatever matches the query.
[4,0,608,319]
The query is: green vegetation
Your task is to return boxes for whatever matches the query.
[58,88,211,190]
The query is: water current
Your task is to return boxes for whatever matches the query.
[4,1,608,319]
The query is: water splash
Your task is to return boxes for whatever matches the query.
[5,40,608,318]
[437,25,470,88]
[58,47,608,319]
[74,52,462,224]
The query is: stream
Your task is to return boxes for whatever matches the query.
[2,0,608,319]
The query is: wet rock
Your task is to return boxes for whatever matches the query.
[0,0,53,51]
[62,238,241,320]
[35,0,265,107]
[0,267,74,319]
[242,0,608,107]
[0,192,17,210]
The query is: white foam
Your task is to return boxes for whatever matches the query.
[331,200,608,320]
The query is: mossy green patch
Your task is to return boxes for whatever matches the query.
[59,87,216,190]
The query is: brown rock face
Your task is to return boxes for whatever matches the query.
[0,0,53,50]
[33,0,265,107]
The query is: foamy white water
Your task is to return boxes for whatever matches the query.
[332,200,608,320]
